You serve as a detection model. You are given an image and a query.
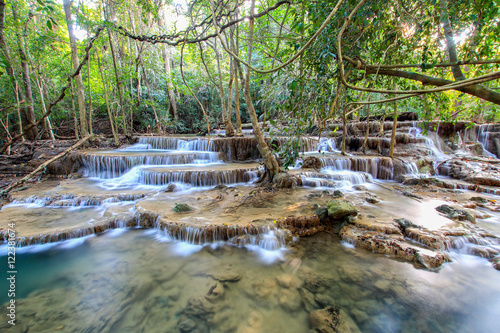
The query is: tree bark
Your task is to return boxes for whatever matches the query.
[440,0,466,81]
[389,100,398,158]
[229,23,243,135]
[0,0,12,76]
[243,0,280,180]
[226,57,236,136]
[96,48,119,146]
[363,67,500,105]
[107,28,127,135]
[63,0,88,136]
[161,45,178,120]
[11,5,37,140]
[157,4,178,120]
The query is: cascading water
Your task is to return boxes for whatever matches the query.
[408,121,447,161]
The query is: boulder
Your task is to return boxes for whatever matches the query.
[302,156,322,170]
[173,203,193,213]
[310,306,361,333]
[394,218,420,230]
[273,172,302,188]
[435,205,475,222]
[332,190,344,197]
[314,207,329,220]
[327,200,358,220]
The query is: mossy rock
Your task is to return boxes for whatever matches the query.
[173,203,193,213]
[326,200,358,220]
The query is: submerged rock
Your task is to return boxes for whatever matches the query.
[309,306,362,333]
[210,272,241,282]
[164,184,177,192]
[327,200,358,220]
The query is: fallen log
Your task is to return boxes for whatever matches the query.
[0,135,91,196]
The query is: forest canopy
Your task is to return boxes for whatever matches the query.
[0,0,499,145]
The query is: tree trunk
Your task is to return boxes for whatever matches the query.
[141,64,159,125]
[389,101,398,158]
[96,48,119,146]
[87,52,93,135]
[341,108,347,155]
[440,0,466,82]
[243,0,280,180]
[233,63,243,135]
[11,5,37,140]
[157,4,177,120]
[107,29,127,135]
[34,74,55,140]
[63,0,88,137]
[229,18,243,135]
[161,45,178,120]
[0,0,12,77]
[70,78,80,140]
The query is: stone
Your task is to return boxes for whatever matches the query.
[178,319,196,332]
[470,196,488,204]
[374,280,391,292]
[309,306,340,333]
[435,205,475,222]
[332,190,344,197]
[164,184,177,192]
[365,197,380,204]
[352,185,367,191]
[327,200,358,220]
[302,156,322,169]
[278,288,302,312]
[273,172,302,188]
[184,296,214,317]
[394,218,420,230]
[173,203,193,213]
[299,288,318,312]
[314,206,329,220]
[350,308,369,324]
[210,271,241,282]
[304,273,335,293]
[315,294,336,308]
[276,274,301,289]
[207,283,225,300]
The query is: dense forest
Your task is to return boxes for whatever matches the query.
[1,0,499,154]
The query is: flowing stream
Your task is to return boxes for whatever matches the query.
[1,135,499,332]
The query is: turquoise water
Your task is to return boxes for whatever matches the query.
[1,229,499,332]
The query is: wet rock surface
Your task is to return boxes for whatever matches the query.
[327,200,358,220]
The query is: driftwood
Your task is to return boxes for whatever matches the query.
[0,135,91,196]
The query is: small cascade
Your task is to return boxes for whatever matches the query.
[137,136,322,161]
[318,156,416,180]
[408,122,446,161]
[445,235,500,259]
[477,124,497,158]
[139,137,215,151]
[151,215,289,247]
[317,137,340,153]
[298,170,372,188]
[83,152,221,178]
[5,194,145,208]
[139,165,260,186]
